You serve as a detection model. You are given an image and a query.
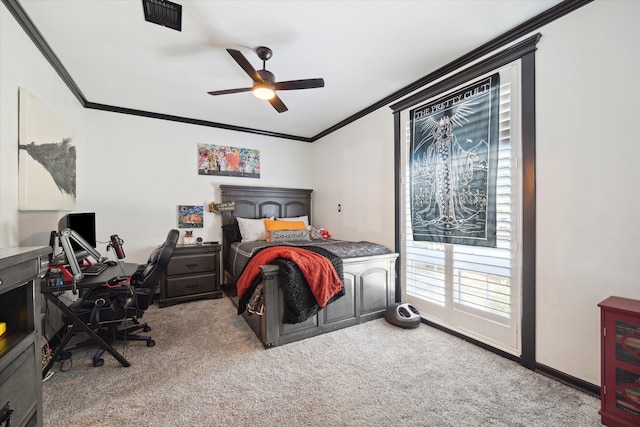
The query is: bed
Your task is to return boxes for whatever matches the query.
[219,185,399,348]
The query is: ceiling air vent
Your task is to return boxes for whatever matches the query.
[142,0,182,32]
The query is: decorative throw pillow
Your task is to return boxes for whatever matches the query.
[263,219,306,242]
[221,223,241,243]
[277,215,310,227]
[237,217,273,242]
[309,227,332,239]
[269,229,311,243]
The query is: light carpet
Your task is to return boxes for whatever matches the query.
[42,296,601,426]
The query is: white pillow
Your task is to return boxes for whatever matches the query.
[237,217,273,242]
[278,215,309,227]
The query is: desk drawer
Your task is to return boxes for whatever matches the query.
[0,259,35,292]
[0,343,37,427]
[166,273,217,298]
[167,254,215,276]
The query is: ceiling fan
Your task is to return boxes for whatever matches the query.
[207,46,324,113]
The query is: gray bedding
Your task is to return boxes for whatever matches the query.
[227,239,392,282]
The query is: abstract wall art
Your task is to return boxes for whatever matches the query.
[197,143,260,178]
[18,88,76,210]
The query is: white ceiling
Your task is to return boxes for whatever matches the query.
[17,0,562,139]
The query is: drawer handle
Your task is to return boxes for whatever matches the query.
[185,263,199,269]
[186,283,200,289]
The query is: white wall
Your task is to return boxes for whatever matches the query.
[81,110,312,261]
[533,0,639,384]
[0,3,312,262]
[0,5,86,248]
[312,0,639,385]
[311,107,396,250]
[2,0,638,386]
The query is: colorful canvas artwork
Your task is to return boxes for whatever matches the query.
[197,143,260,178]
[178,205,204,228]
[18,88,76,210]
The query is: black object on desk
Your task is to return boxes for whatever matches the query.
[41,262,138,377]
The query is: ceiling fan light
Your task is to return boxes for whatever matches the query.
[253,85,275,100]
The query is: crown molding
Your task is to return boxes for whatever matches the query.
[85,102,313,142]
[3,0,591,142]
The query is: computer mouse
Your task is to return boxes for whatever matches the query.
[106,260,118,266]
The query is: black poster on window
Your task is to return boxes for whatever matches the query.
[409,74,500,247]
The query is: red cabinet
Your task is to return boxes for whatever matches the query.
[599,296,640,427]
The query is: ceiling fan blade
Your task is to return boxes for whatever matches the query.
[226,49,263,83]
[274,78,325,91]
[207,87,252,96]
[269,95,288,113]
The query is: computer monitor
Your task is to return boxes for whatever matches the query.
[58,212,97,251]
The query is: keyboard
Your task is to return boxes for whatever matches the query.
[81,263,109,276]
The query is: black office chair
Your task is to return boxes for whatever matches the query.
[62,229,179,367]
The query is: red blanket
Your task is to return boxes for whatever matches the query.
[235,246,343,308]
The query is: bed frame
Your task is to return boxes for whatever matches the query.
[220,185,398,348]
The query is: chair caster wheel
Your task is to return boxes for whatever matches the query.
[146,339,155,347]
[143,325,151,332]
[93,358,104,367]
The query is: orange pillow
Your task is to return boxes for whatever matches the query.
[263,219,306,242]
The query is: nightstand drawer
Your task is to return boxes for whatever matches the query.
[167,254,215,276]
[165,272,217,298]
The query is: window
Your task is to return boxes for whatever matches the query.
[392,35,539,366]
[402,66,520,354]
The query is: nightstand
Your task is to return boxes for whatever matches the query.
[158,243,222,307]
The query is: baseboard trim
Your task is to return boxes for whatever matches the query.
[535,363,600,397]
[420,319,600,398]
[420,319,520,363]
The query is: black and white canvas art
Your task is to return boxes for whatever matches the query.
[409,74,500,247]
[18,88,76,210]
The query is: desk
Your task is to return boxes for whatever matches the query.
[41,262,138,376]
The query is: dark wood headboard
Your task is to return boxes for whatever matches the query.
[220,185,312,225]
[219,185,313,270]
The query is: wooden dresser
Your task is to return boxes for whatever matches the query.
[158,243,222,307]
[0,246,50,427]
